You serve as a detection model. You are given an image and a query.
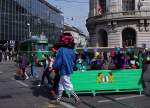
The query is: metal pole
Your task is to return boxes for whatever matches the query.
[27,23,31,37]
[29,25,31,37]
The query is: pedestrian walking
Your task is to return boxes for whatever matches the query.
[0,50,2,62]
[4,52,7,61]
[30,53,38,78]
[19,53,29,80]
[53,34,80,105]
[2,52,5,62]
[41,54,53,87]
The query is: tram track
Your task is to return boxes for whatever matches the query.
[81,99,97,108]
[100,94,136,108]
[80,94,142,108]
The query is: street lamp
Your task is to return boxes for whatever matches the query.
[27,23,31,37]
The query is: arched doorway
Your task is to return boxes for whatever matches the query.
[122,28,136,47]
[98,30,108,47]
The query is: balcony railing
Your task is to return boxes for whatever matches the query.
[87,10,150,22]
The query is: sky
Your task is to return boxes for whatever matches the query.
[48,0,89,35]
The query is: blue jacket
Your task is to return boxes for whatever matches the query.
[53,47,75,76]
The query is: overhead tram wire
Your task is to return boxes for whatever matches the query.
[64,16,88,22]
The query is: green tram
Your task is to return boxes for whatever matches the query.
[19,37,51,64]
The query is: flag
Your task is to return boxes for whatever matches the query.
[98,4,103,15]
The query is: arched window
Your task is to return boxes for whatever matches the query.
[122,0,135,11]
[122,28,136,47]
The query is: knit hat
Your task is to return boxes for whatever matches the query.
[53,33,75,50]
[59,34,74,44]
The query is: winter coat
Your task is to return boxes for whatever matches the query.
[19,55,28,69]
[53,47,75,76]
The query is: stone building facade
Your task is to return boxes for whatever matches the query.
[86,0,150,48]
[64,24,88,47]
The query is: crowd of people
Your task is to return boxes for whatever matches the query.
[17,46,149,105]
[75,48,144,71]
[17,34,80,105]
[8,33,150,105]
[1,39,150,105]
[0,49,17,62]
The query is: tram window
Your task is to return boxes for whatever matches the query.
[37,44,47,51]
[32,43,36,51]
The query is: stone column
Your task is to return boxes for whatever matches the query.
[95,0,99,15]
[88,25,97,47]
[89,0,100,17]
[118,0,122,12]
[107,31,121,47]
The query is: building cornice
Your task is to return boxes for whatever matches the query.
[87,11,150,25]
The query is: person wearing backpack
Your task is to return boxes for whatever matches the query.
[41,54,52,86]
[30,53,38,78]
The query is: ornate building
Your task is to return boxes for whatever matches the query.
[87,0,150,48]
[64,24,88,47]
